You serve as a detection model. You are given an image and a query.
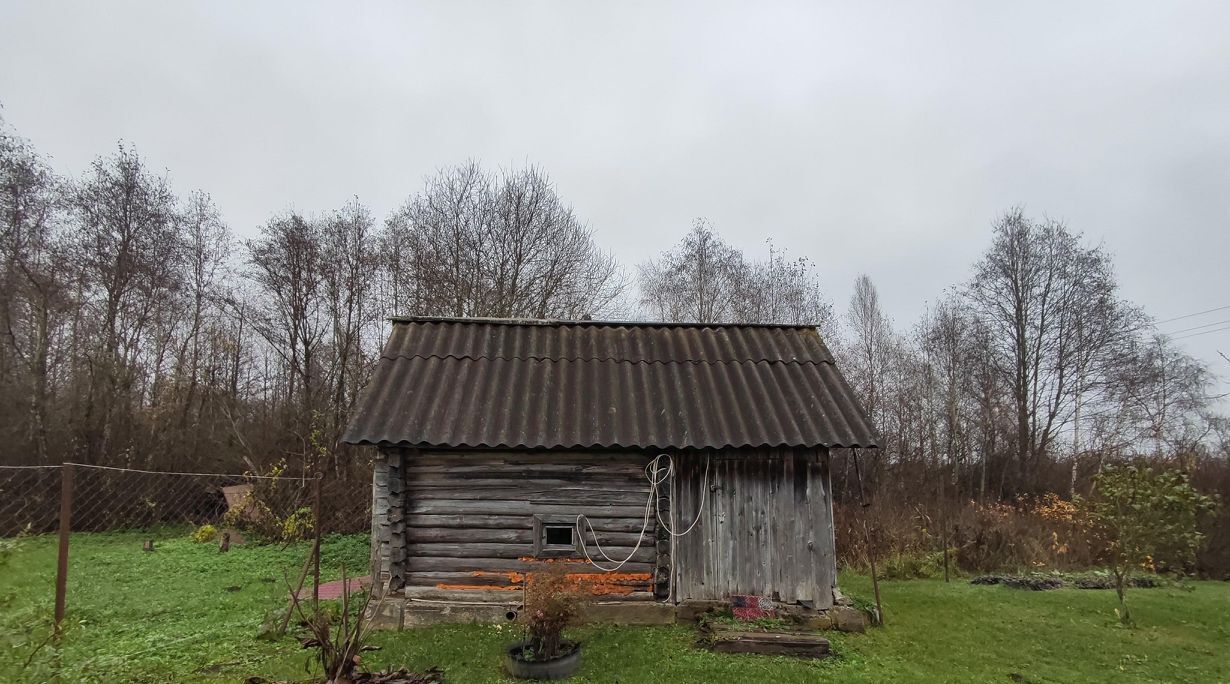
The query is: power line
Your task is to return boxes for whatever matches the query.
[1154,304,1230,327]
[1172,325,1230,342]
[1070,396,1217,425]
[1164,318,1230,336]
[1113,303,1230,337]
[1070,387,1230,423]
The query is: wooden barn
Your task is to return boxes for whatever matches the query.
[342,317,878,626]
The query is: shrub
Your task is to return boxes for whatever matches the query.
[219,461,316,544]
[1072,574,1160,590]
[970,574,1063,590]
[278,507,314,541]
[881,550,950,580]
[521,567,581,661]
[191,523,218,543]
[836,493,1098,578]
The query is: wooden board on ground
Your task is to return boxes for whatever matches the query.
[704,624,831,659]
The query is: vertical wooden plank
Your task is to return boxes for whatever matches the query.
[747,457,757,595]
[717,452,725,600]
[819,447,837,606]
[782,451,794,601]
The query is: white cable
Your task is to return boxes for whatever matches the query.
[575,453,710,572]
[654,454,710,537]
[575,488,654,572]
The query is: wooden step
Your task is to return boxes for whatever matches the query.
[704,624,831,659]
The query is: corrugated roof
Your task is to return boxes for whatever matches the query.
[343,317,879,450]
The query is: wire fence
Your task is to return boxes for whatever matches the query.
[0,463,373,681]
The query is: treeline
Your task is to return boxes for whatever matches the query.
[2,116,1226,504]
[639,216,1227,500]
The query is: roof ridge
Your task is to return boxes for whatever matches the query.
[388,315,823,330]
[378,353,835,366]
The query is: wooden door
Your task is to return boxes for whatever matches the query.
[671,448,835,607]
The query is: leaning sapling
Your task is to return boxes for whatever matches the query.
[1080,464,1218,625]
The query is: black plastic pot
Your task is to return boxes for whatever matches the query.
[503,640,582,680]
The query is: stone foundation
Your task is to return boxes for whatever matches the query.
[366,591,869,632]
[366,593,676,630]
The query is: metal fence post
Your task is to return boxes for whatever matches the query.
[312,474,322,606]
[54,463,75,635]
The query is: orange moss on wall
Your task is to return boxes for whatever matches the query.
[435,563,653,596]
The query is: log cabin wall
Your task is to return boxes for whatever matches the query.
[372,448,407,592]
[672,447,836,607]
[391,448,667,598]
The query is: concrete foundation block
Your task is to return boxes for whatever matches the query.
[581,601,677,625]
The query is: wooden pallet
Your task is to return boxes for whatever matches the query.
[704,624,831,658]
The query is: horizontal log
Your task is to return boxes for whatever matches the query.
[407,527,649,546]
[409,472,646,484]
[408,500,648,518]
[397,587,657,603]
[407,514,651,533]
[403,571,652,589]
[707,626,831,658]
[407,528,529,544]
[406,466,648,480]
[409,486,648,506]
[404,572,519,588]
[406,556,655,575]
[409,474,646,487]
[406,542,656,564]
[407,452,652,467]
[401,587,522,603]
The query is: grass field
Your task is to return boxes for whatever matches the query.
[2,532,1228,683]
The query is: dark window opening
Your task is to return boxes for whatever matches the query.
[544,525,574,547]
[532,516,579,558]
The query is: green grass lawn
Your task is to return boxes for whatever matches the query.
[2,532,1228,683]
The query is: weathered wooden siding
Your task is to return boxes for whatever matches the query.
[399,450,662,596]
[673,447,835,607]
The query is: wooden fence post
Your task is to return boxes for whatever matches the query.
[312,474,322,606]
[54,463,75,636]
[852,449,884,625]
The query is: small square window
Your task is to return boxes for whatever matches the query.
[544,525,574,547]
[532,516,579,558]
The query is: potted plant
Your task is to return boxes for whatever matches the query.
[504,568,584,680]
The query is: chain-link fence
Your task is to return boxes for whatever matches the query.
[0,463,372,682]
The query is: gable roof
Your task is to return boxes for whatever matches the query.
[342,317,879,450]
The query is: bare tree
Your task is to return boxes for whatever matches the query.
[917,298,975,496]
[0,118,71,464]
[322,197,381,463]
[639,221,835,329]
[638,219,749,323]
[841,275,894,426]
[965,208,1137,493]
[735,240,835,330]
[170,191,231,459]
[386,162,624,319]
[1098,334,1218,470]
[245,211,327,462]
[69,145,185,464]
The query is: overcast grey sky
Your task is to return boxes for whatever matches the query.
[2,1,1228,395]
